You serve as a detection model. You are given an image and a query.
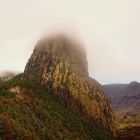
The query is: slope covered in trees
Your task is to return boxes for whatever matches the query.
[0,76,115,140]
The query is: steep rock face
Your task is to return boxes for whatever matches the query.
[23,35,116,134]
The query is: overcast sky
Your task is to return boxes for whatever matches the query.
[0,0,140,84]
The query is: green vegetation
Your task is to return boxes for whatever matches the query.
[0,76,115,140]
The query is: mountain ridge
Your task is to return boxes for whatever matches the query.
[104,82,140,117]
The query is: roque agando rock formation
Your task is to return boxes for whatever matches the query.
[23,35,116,134]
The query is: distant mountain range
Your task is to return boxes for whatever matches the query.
[104,81,140,118]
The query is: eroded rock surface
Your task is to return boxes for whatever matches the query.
[23,35,116,134]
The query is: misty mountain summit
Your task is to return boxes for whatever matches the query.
[0,35,116,140]
[23,35,116,133]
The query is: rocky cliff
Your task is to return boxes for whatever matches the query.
[23,35,116,134]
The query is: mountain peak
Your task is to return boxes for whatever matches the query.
[23,35,116,134]
[129,81,139,86]
[33,34,88,78]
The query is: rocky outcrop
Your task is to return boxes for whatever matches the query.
[23,35,116,134]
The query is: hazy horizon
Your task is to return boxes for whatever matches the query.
[0,0,140,84]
